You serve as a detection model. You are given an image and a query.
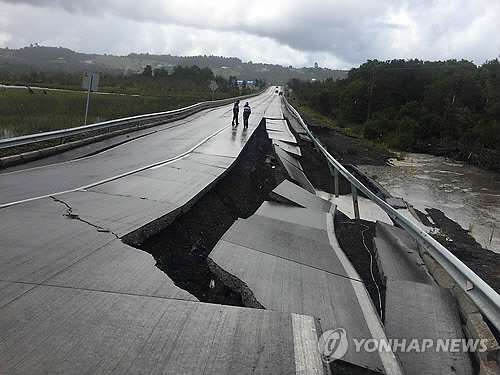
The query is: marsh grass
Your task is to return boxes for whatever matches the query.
[0,87,222,137]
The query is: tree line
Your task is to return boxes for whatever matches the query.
[289,59,500,171]
[0,64,265,96]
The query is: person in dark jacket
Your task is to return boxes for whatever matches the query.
[232,100,240,126]
[243,102,251,129]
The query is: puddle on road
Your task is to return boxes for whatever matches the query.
[359,153,500,254]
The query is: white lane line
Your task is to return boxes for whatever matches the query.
[149,154,190,170]
[0,107,229,176]
[0,92,274,207]
[326,213,403,375]
[0,124,231,209]
[0,93,273,177]
[292,313,324,375]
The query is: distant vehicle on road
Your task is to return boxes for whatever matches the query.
[275,90,278,93]
[279,91,283,96]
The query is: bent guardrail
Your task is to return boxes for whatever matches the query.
[283,96,500,332]
[0,91,262,150]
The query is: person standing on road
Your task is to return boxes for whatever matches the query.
[232,100,240,127]
[243,102,251,129]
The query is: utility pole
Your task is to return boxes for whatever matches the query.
[82,72,99,126]
[84,74,93,126]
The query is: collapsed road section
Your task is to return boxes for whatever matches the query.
[138,113,404,374]
[0,90,328,374]
[1,89,495,374]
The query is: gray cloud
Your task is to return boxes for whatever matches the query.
[0,0,498,69]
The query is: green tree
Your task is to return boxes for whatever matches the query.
[142,65,153,77]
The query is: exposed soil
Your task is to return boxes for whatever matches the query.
[139,121,287,305]
[329,361,381,375]
[287,117,388,199]
[413,207,435,227]
[334,212,386,322]
[412,139,500,174]
[425,208,500,295]
[309,124,393,166]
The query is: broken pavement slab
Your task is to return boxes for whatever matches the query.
[274,144,303,170]
[385,279,473,375]
[272,139,302,157]
[53,189,180,239]
[244,214,329,244]
[374,220,434,285]
[271,179,333,213]
[0,198,117,284]
[255,201,329,230]
[265,118,291,132]
[220,218,350,277]
[0,197,196,302]
[316,191,393,224]
[273,149,315,194]
[209,199,403,374]
[385,197,407,209]
[209,239,383,371]
[0,286,326,375]
[266,118,315,195]
[267,129,297,144]
[43,239,196,301]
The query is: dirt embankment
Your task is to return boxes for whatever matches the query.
[293,124,388,198]
[411,140,500,173]
[139,121,287,305]
[421,208,500,295]
[310,125,393,166]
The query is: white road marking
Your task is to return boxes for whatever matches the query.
[292,313,324,375]
[0,92,276,209]
[0,124,231,209]
[1,93,273,176]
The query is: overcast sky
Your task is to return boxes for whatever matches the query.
[0,0,499,69]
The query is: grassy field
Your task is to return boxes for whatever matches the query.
[0,87,235,138]
[288,95,337,128]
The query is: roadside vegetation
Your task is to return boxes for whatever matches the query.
[0,64,264,137]
[289,59,500,171]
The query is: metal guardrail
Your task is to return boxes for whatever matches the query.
[283,96,500,332]
[0,92,261,150]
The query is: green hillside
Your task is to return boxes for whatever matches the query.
[0,46,347,83]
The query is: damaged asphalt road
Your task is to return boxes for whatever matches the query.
[51,196,120,239]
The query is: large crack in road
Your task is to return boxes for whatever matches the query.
[135,121,288,306]
[51,196,120,239]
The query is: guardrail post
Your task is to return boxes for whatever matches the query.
[351,183,360,220]
[327,162,340,198]
[314,140,321,154]
[334,168,339,198]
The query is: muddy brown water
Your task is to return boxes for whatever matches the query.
[359,153,500,254]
